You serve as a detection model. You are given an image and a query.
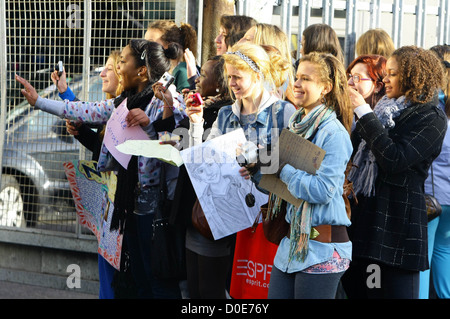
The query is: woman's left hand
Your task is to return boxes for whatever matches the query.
[126,108,150,127]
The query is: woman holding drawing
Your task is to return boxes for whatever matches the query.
[186,42,296,298]
[16,39,187,298]
[243,52,353,299]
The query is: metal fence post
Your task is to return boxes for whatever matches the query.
[0,0,6,190]
[392,0,404,49]
[81,0,92,103]
[415,0,426,47]
[297,0,311,59]
[369,0,381,29]
[344,0,357,66]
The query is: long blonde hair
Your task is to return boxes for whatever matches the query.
[250,23,295,103]
[300,52,352,133]
[105,50,123,99]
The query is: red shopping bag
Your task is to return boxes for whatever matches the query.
[230,224,279,299]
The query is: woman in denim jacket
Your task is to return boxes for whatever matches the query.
[246,52,353,299]
[17,40,187,298]
[188,43,296,148]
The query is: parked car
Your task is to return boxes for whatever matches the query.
[0,73,104,227]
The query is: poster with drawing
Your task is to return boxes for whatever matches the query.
[64,160,122,270]
[180,129,268,240]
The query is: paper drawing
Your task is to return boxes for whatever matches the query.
[180,129,268,240]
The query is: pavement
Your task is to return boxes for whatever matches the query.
[0,280,98,299]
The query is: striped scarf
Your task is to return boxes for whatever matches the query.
[270,104,334,262]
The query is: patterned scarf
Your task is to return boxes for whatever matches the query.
[270,104,334,262]
[348,95,409,197]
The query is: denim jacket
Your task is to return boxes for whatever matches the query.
[257,110,353,273]
[189,90,296,148]
[35,85,187,197]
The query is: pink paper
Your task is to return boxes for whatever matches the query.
[103,98,150,168]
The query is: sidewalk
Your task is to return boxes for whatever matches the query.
[0,280,97,299]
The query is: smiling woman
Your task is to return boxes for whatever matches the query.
[343,46,447,299]
[16,39,188,299]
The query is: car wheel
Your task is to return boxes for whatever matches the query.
[0,174,26,228]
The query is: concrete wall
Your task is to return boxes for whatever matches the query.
[0,229,99,295]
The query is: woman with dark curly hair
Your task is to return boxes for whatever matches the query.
[343,46,447,299]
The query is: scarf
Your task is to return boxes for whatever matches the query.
[348,95,409,197]
[270,104,334,262]
[110,83,155,233]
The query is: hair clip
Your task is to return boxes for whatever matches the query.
[141,50,146,60]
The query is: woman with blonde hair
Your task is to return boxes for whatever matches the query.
[239,23,295,104]
[188,42,296,146]
[50,50,125,299]
[356,28,395,58]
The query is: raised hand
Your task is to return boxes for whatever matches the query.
[15,74,39,106]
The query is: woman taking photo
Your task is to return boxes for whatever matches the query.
[16,39,187,299]
[347,46,447,299]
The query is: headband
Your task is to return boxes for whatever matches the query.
[225,50,262,75]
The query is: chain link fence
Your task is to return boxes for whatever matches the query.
[0,0,177,239]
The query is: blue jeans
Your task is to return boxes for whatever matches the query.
[98,254,116,299]
[125,212,181,299]
[420,205,450,299]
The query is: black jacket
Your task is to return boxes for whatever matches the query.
[349,96,448,271]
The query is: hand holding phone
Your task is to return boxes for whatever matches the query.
[190,92,203,106]
[55,61,64,77]
[158,72,175,91]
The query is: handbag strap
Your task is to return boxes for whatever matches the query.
[431,164,435,196]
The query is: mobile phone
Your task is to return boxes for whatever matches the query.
[55,61,64,76]
[158,72,175,91]
[190,92,203,106]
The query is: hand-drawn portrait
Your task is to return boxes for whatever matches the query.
[181,129,268,239]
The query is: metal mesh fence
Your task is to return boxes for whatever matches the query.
[1,0,176,235]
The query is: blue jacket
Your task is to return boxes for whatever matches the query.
[257,109,353,273]
[189,90,296,148]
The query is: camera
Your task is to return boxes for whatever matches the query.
[55,61,64,77]
[158,72,175,91]
[190,92,203,106]
[236,141,259,167]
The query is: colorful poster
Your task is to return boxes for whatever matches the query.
[64,160,122,270]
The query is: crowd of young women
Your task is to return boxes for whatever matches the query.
[15,15,449,300]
